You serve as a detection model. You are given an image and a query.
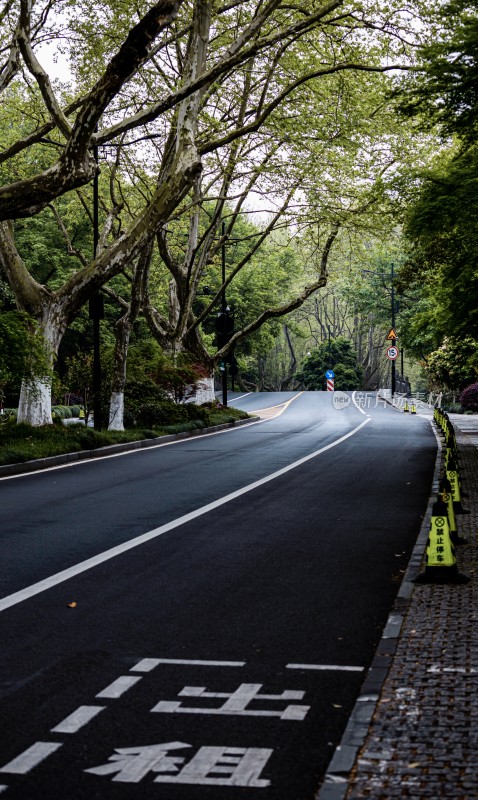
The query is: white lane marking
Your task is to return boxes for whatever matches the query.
[228,392,252,402]
[50,705,105,733]
[0,417,371,613]
[351,391,368,416]
[0,395,303,482]
[0,785,8,792]
[131,658,246,672]
[0,420,258,481]
[96,676,142,698]
[286,663,364,672]
[0,742,62,774]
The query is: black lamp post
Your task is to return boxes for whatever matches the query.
[213,220,235,407]
[362,263,398,397]
[390,262,396,397]
[88,133,103,430]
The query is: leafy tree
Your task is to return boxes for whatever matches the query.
[422,336,478,392]
[393,2,478,383]
[396,0,478,144]
[295,337,364,390]
[0,0,422,425]
[0,310,51,403]
[399,144,478,352]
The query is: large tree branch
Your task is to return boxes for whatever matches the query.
[18,0,71,138]
[96,0,344,145]
[0,220,48,312]
[55,139,202,321]
[191,182,300,332]
[0,0,182,221]
[214,223,340,362]
[200,62,412,154]
[0,97,85,166]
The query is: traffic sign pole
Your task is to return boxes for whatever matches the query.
[325,370,335,392]
[391,263,396,396]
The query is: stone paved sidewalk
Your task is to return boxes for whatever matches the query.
[318,413,478,800]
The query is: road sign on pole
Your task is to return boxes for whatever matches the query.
[386,328,397,340]
[326,378,335,392]
[325,370,335,379]
[387,345,399,361]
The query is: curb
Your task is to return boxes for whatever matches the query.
[316,418,443,799]
[0,416,258,478]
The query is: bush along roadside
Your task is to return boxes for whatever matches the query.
[0,404,251,467]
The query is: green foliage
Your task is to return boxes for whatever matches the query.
[401,144,478,351]
[0,311,52,395]
[0,405,250,465]
[52,405,73,419]
[0,421,142,465]
[422,336,478,392]
[135,401,188,428]
[396,0,478,143]
[62,352,94,420]
[296,338,364,391]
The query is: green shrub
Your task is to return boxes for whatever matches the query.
[142,429,158,439]
[52,405,73,419]
[123,409,136,429]
[76,428,114,449]
[0,449,28,464]
[183,403,209,422]
[162,421,202,434]
[0,408,17,422]
[136,401,188,428]
[124,378,167,410]
[69,405,81,417]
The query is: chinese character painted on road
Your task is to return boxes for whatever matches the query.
[151,682,309,720]
[84,742,189,783]
[85,742,272,787]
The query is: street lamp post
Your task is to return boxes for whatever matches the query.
[362,263,398,397]
[88,132,103,430]
[221,220,228,407]
[390,262,396,397]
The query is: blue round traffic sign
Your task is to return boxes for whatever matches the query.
[325,370,335,379]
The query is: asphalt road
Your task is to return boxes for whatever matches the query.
[0,391,437,799]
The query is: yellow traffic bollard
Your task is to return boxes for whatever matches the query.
[416,500,469,584]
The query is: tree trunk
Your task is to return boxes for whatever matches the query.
[194,374,215,404]
[17,304,66,425]
[108,391,125,431]
[108,245,152,431]
[108,314,130,431]
[17,379,54,427]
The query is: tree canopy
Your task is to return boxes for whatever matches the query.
[397,0,478,143]
[3,0,466,419]
[295,337,364,391]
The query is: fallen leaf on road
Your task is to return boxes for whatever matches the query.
[66,601,77,608]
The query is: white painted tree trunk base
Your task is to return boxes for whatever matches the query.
[195,375,215,404]
[108,392,125,431]
[17,380,53,426]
